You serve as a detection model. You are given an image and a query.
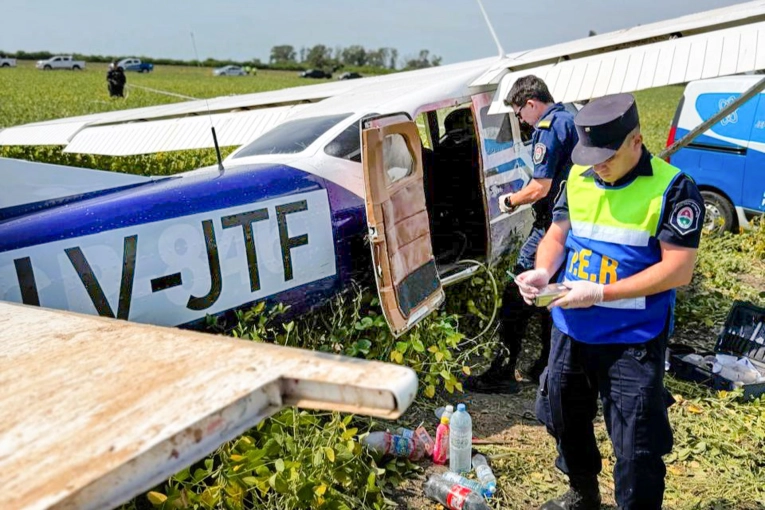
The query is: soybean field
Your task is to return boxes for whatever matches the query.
[2,61,765,510]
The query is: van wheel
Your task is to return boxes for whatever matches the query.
[701,190,735,234]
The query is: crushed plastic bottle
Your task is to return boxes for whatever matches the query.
[361,431,422,460]
[424,474,491,510]
[433,416,450,464]
[449,403,472,474]
[471,453,497,497]
[393,425,435,456]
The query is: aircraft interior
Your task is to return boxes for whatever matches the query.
[420,106,487,267]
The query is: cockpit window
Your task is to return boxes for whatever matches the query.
[233,113,352,158]
[324,120,362,162]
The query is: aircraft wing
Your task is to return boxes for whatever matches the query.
[471,0,765,86]
[0,79,360,147]
[485,18,765,113]
[3,2,765,157]
[0,59,493,156]
[62,103,310,156]
[0,302,417,510]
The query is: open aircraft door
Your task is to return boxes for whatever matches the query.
[361,113,444,337]
[471,92,534,265]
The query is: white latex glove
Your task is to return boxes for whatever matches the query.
[498,192,515,214]
[515,268,551,305]
[548,280,604,309]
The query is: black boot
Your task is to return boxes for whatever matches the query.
[539,476,601,510]
[463,359,520,394]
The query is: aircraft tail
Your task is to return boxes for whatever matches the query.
[0,157,152,221]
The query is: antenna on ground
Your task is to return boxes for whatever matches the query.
[474,0,506,59]
[190,30,225,174]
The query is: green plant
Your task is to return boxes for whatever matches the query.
[675,226,765,334]
[134,410,398,510]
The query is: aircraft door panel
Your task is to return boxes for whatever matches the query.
[362,113,444,337]
[472,93,534,266]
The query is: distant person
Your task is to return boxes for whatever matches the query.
[107,61,126,98]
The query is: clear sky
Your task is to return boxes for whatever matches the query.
[0,0,748,65]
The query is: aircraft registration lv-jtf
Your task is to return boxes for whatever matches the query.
[3,1,765,336]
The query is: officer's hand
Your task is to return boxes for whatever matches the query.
[515,268,550,305]
[498,193,516,214]
[548,280,604,309]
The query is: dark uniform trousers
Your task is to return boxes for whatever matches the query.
[536,325,674,510]
[499,226,552,370]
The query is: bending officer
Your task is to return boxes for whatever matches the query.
[518,93,704,510]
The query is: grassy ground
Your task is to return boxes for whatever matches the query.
[3,65,765,509]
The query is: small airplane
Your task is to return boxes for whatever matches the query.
[3,1,765,336]
[5,4,765,509]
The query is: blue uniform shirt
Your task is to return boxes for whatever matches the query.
[553,146,705,248]
[530,103,578,228]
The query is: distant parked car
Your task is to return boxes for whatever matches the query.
[0,56,16,68]
[338,72,362,80]
[213,65,247,76]
[36,55,85,70]
[117,58,153,73]
[300,69,331,79]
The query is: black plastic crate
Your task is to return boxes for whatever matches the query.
[668,301,765,400]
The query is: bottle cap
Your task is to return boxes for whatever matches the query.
[440,416,449,424]
[484,482,497,495]
[457,403,466,412]
[445,404,454,412]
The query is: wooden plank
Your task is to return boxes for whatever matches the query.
[0,302,417,510]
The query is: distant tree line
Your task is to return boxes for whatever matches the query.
[269,44,441,71]
[1,45,442,72]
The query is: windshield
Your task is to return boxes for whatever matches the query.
[233,113,352,158]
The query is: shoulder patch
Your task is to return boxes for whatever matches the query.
[537,119,552,129]
[669,199,702,236]
[533,143,547,164]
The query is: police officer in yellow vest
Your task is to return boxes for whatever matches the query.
[516,93,704,510]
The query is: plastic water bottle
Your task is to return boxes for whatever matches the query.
[449,403,472,473]
[471,454,497,497]
[423,474,491,510]
[361,431,421,460]
[435,404,455,421]
[441,471,485,495]
[433,416,450,464]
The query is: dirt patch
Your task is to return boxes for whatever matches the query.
[384,321,728,509]
[388,380,623,509]
[383,332,624,509]
[737,269,765,294]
